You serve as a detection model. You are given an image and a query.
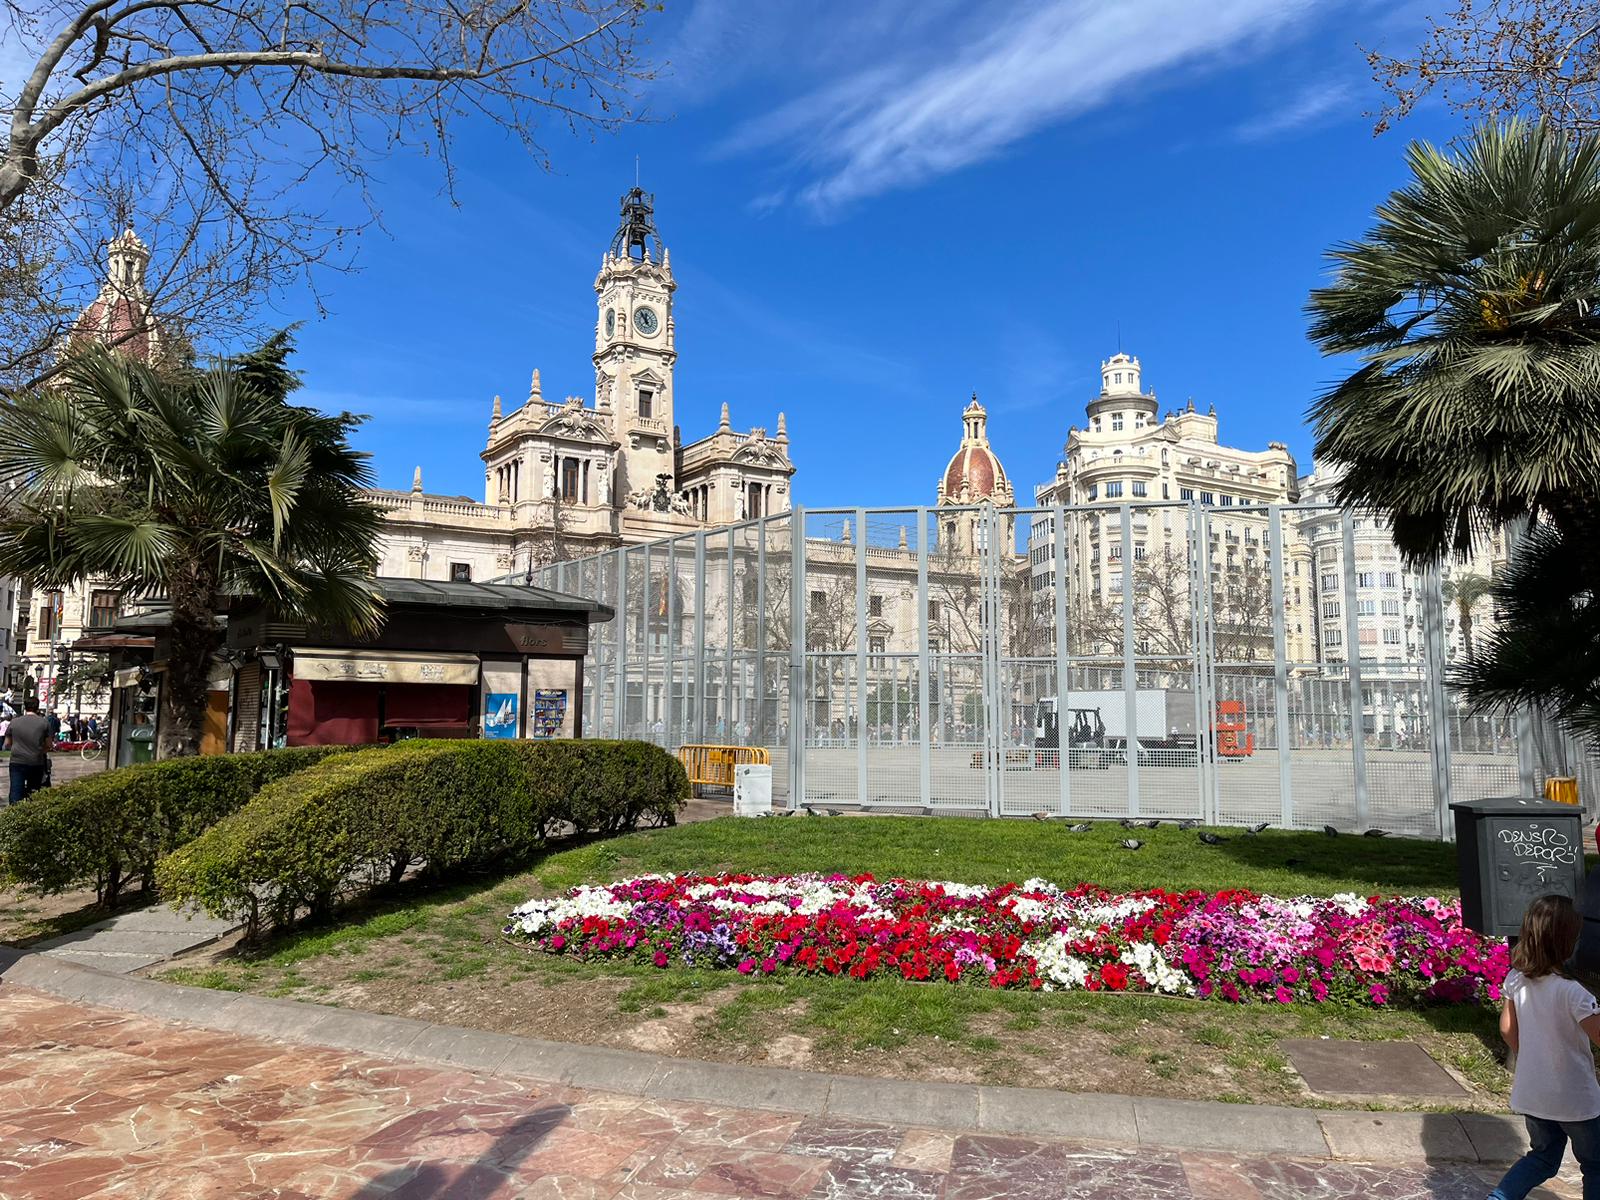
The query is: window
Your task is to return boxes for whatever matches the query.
[1114,372,1123,384]
[1356,598,1376,616]
[1109,543,1123,561]
[1200,492,1214,506]
[1106,481,1123,498]
[1180,487,1194,502]
[1381,598,1402,616]
[1358,627,1378,647]
[1137,638,1150,654]
[927,599,941,622]
[1162,483,1170,499]
[1322,600,1340,618]
[1132,481,1147,497]
[1109,574,1123,594]
[449,562,472,583]
[1325,629,1343,646]
[1111,414,1124,432]
[1355,571,1375,588]
[637,389,654,419]
[1321,572,1339,591]
[869,636,886,654]
[88,589,120,630]
[809,590,826,611]
[1085,485,1098,501]
[1220,495,1233,507]
[1091,417,1101,432]
[868,594,883,617]
[1383,627,1402,645]
[560,458,581,502]
[1134,544,1147,561]
[1379,571,1399,589]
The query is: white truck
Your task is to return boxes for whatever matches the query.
[1034,688,1199,767]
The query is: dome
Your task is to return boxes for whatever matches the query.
[939,396,1011,504]
[69,228,164,362]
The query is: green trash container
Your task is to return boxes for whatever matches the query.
[129,726,155,763]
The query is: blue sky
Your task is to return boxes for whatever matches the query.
[277,0,1456,506]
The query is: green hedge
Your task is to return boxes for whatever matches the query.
[156,738,688,934]
[0,746,345,907]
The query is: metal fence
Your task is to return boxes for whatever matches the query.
[533,503,1595,836]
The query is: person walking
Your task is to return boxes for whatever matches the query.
[5,699,54,805]
[1490,894,1600,1200]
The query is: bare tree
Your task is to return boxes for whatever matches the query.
[0,0,656,390]
[1370,1,1600,135]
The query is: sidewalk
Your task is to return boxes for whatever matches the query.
[0,947,1585,1198]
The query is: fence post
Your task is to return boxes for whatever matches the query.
[1052,505,1071,816]
[756,518,767,755]
[1269,506,1293,828]
[1421,561,1453,838]
[1340,513,1369,830]
[917,508,932,809]
[850,507,867,807]
[724,532,736,744]
[790,509,807,808]
[664,539,678,748]
[613,549,627,739]
[1120,504,1140,817]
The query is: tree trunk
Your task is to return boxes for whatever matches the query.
[1460,606,1475,660]
[157,558,219,759]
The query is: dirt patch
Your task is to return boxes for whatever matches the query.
[0,883,150,947]
[624,990,742,1054]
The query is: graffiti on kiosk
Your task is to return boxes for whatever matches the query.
[1496,825,1578,866]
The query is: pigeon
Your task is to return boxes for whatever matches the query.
[1067,822,1093,833]
[777,809,795,817]
[1031,811,1052,822]
[1246,822,1270,835]
[1119,838,1144,850]
[1141,819,1161,829]
[1177,819,1200,830]
[824,808,844,817]
[1198,832,1228,845]
[803,804,818,817]
[1120,817,1139,829]
[1363,828,1390,838]
[1323,825,1339,837]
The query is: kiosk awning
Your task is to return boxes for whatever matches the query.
[293,648,479,686]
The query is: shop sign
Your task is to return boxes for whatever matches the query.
[295,650,478,686]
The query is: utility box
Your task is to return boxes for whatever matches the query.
[1451,796,1586,937]
[734,764,773,817]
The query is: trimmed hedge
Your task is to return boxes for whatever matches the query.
[0,746,345,907]
[156,738,688,935]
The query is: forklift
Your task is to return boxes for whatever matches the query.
[1034,702,1109,769]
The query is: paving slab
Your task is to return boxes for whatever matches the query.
[1458,1112,1532,1164]
[31,902,236,975]
[1133,1096,1331,1157]
[978,1085,1139,1143]
[1284,1037,1468,1096]
[826,1075,979,1130]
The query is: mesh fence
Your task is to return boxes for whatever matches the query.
[537,502,1587,835]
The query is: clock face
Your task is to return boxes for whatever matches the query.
[605,309,615,338]
[633,305,659,336]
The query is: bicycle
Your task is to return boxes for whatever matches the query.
[80,733,109,762]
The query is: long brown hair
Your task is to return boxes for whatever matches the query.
[1512,895,1583,979]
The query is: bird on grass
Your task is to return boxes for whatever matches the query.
[1119,817,1139,829]
[1177,819,1200,831]
[1031,811,1053,822]
[803,805,818,817]
[1363,828,1390,838]
[1067,822,1093,833]
[1323,825,1339,837]
[1246,822,1270,835]
[1119,838,1144,850]
[1198,832,1228,845]
[824,808,844,817]
[777,809,795,817]
[1140,819,1161,829]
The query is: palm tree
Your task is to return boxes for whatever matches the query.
[0,335,384,757]
[1307,119,1600,742]
[1441,571,1494,660]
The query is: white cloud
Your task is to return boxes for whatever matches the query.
[1232,80,1354,142]
[714,0,1324,215]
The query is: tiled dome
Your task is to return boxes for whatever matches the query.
[940,396,1010,503]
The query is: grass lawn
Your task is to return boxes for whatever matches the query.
[155,815,1507,1110]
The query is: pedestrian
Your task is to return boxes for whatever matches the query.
[1489,894,1600,1200]
[46,708,61,739]
[5,698,54,805]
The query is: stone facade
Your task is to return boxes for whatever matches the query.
[371,188,797,582]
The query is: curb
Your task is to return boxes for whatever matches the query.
[0,946,1521,1166]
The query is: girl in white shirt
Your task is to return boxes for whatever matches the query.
[1491,894,1600,1200]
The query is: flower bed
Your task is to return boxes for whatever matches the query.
[504,874,1507,1006]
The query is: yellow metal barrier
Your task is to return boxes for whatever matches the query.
[677,745,771,793]
[1545,776,1580,806]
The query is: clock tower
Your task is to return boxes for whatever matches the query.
[595,186,676,506]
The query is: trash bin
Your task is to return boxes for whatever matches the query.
[733,764,772,817]
[1451,796,1586,937]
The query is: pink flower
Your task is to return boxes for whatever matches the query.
[1275,986,1293,1004]
[652,951,669,968]
[737,959,756,975]
[548,935,566,951]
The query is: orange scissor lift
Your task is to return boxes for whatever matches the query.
[1214,700,1255,759]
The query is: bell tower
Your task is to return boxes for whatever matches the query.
[595,186,676,506]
